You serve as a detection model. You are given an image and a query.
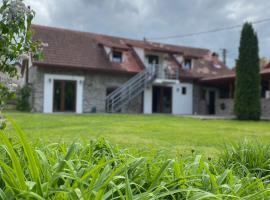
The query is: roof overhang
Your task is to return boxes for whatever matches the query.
[33,62,139,75]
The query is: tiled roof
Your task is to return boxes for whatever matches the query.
[202,62,270,82]
[32,25,142,73]
[31,24,232,78]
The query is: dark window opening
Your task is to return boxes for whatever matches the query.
[209,91,216,115]
[182,87,187,95]
[147,55,159,65]
[112,51,123,63]
[184,58,192,69]
[106,87,117,96]
[261,81,269,98]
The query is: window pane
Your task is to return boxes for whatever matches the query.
[112,51,122,63]
[182,87,187,95]
[184,59,192,69]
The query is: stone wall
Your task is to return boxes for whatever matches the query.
[261,99,270,118]
[198,100,208,115]
[29,66,142,113]
[215,99,234,116]
[192,83,200,115]
[204,98,270,118]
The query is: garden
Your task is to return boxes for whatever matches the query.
[1,0,270,199]
[1,112,270,199]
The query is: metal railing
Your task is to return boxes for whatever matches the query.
[105,64,179,113]
[155,64,179,80]
[106,65,156,112]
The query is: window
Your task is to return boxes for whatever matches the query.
[147,55,159,65]
[112,51,123,63]
[182,87,187,95]
[184,58,192,70]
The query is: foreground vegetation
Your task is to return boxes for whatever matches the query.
[4,112,270,156]
[0,121,270,199]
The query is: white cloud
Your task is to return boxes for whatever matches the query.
[25,0,270,67]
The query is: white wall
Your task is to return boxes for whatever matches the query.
[143,82,193,115]
[133,47,145,64]
[44,74,85,114]
[143,86,153,114]
[172,83,193,115]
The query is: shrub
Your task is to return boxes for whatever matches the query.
[16,84,31,112]
[0,123,269,199]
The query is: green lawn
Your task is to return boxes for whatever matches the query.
[4,112,270,156]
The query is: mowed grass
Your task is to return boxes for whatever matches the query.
[4,112,270,156]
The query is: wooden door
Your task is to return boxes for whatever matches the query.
[53,80,76,112]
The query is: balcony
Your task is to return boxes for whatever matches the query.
[148,64,179,83]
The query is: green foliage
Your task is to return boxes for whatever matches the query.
[0,123,270,199]
[0,0,41,128]
[234,22,261,120]
[0,0,41,77]
[0,83,15,110]
[218,140,270,178]
[0,83,16,129]
[17,84,31,111]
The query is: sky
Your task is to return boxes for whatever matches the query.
[25,0,270,67]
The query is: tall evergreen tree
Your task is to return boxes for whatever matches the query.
[234,23,261,120]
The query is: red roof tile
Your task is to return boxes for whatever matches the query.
[31,24,232,79]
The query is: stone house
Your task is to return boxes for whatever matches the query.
[27,24,270,117]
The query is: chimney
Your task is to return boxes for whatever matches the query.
[212,52,221,68]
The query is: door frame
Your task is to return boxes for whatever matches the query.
[152,85,172,114]
[44,74,84,113]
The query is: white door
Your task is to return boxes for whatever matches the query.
[172,83,193,115]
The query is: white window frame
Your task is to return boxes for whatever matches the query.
[43,74,84,113]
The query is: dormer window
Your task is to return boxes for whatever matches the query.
[147,55,159,65]
[112,50,123,63]
[184,58,192,70]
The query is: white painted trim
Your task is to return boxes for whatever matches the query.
[43,74,85,114]
[143,82,193,115]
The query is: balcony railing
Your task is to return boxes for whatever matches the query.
[148,64,179,80]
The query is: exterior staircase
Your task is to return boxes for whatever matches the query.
[106,65,156,113]
[106,64,179,113]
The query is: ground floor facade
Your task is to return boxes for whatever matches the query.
[29,67,142,114]
[29,66,270,118]
[29,66,195,115]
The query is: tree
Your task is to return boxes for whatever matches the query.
[234,23,261,120]
[0,0,41,128]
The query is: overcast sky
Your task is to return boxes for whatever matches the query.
[25,0,270,67]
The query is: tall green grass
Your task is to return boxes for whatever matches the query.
[0,124,270,199]
[219,140,270,178]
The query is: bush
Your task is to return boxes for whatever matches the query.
[16,84,31,111]
[0,124,269,199]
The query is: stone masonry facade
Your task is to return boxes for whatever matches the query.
[29,66,142,113]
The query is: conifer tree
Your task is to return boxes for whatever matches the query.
[234,23,261,120]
